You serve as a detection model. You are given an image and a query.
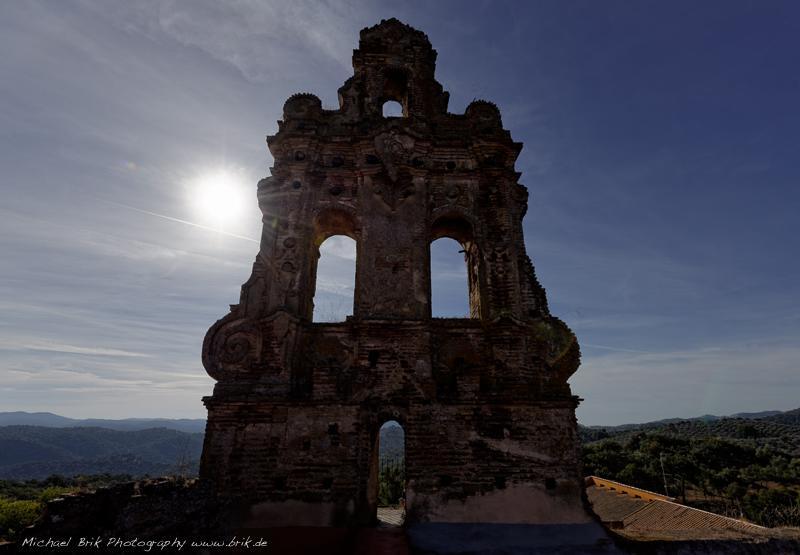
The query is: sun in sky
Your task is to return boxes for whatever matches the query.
[190,168,250,230]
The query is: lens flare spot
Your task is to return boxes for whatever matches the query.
[192,169,248,229]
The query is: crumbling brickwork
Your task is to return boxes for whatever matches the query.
[201,18,586,527]
[23,478,222,539]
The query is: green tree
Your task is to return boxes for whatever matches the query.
[0,498,42,539]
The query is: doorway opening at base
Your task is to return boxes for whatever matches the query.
[375,420,405,527]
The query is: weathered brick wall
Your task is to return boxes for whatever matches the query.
[201,398,585,526]
[202,319,584,526]
[21,479,223,539]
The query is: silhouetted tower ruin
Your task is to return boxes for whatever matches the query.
[201,19,586,526]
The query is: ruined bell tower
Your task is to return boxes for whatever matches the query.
[201,19,586,527]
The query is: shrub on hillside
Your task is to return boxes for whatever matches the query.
[0,498,41,539]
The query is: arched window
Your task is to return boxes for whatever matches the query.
[382,100,403,118]
[430,238,470,317]
[312,235,356,322]
[310,208,359,322]
[430,215,480,318]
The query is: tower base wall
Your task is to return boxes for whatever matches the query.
[201,398,585,527]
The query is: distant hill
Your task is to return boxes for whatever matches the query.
[579,407,800,455]
[0,412,206,433]
[0,426,203,480]
[729,409,784,420]
[757,407,800,426]
[2,408,796,481]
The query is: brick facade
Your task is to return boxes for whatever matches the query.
[200,18,586,527]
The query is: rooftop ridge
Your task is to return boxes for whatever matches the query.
[586,475,675,502]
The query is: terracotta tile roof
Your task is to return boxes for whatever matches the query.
[585,482,650,524]
[585,476,765,541]
[622,499,763,533]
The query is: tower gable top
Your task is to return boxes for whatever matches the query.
[271,19,518,152]
[352,18,438,77]
[357,18,435,57]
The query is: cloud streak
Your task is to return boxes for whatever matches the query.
[104,200,259,244]
[0,341,151,358]
[87,0,369,86]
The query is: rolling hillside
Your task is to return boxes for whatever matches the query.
[0,426,203,480]
[579,408,800,455]
[0,412,206,433]
[1,408,796,480]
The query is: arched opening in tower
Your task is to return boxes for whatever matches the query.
[312,235,356,322]
[430,237,470,317]
[382,100,404,117]
[375,420,405,526]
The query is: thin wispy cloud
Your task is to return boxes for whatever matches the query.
[105,201,259,244]
[87,0,368,86]
[582,344,654,354]
[0,341,151,359]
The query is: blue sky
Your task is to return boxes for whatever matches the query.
[1,1,798,425]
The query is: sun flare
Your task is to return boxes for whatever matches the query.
[192,169,248,229]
